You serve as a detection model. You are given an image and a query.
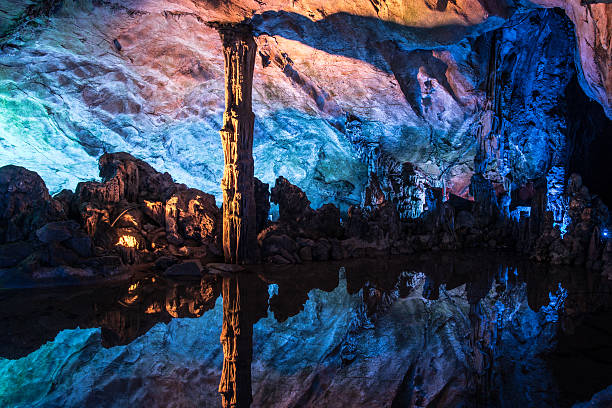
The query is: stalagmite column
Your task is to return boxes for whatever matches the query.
[214,22,258,264]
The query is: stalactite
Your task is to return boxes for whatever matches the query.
[212,22,258,264]
[475,30,502,178]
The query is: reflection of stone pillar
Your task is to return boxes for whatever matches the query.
[216,23,257,264]
[219,275,254,407]
[218,273,268,408]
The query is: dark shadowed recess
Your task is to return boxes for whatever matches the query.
[566,75,612,206]
[549,311,612,406]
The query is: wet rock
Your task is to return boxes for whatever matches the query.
[254,178,270,234]
[270,176,312,223]
[206,263,245,274]
[0,165,62,244]
[164,260,203,277]
[155,256,179,271]
[298,246,312,262]
[267,254,293,264]
[36,221,80,244]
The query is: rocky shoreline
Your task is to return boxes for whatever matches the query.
[1,152,611,286]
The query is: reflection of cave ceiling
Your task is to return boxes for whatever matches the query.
[0,0,610,209]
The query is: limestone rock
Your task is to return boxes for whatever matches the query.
[270,176,312,223]
[0,165,62,244]
[164,260,203,277]
[164,188,220,246]
[254,178,271,234]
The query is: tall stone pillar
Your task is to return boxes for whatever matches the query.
[215,23,258,264]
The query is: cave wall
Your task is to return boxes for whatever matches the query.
[0,0,609,214]
[566,76,612,206]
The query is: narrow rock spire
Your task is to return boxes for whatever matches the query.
[214,22,258,264]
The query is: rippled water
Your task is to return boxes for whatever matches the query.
[1,251,611,407]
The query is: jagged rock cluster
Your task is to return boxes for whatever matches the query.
[0,153,222,283]
[2,153,611,283]
[259,171,612,279]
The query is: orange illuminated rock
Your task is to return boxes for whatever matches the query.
[215,22,259,264]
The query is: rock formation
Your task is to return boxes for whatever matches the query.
[1,2,609,216]
[0,153,222,285]
[257,170,612,278]
[214,22,258,264]
[1,151,611,287]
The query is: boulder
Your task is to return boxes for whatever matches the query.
[206,263,245,274]
[270,176,312,223]
[254,178,270,234]
[0,241,37,268]
[0,165,62,244]
[298,246,312,262]
[36,221,80,244]
[261,234,298,261]
[155,256,179,271]
[165,188,220,246]
[164,260,203,277]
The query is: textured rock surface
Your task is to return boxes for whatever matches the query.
[0,165,61,243]
[0,0,609,216]
[0,153,222,285]
[531,0,612,118]
[216,23,258,264]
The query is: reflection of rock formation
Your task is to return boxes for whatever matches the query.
[219,272,268,407]
[1,252,612,407]
[215,23,258,264]
[101,274,221,347]
[0,274,221,359]
[465,267,496,405]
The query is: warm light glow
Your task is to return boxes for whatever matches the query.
[123,213,138,226]
[145,303,162,314]
[117,235,139,248]
[120,295,139,306]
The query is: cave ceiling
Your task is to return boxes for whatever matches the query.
[0,0,610,209]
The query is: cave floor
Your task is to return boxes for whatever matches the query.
[1,250,611,408]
